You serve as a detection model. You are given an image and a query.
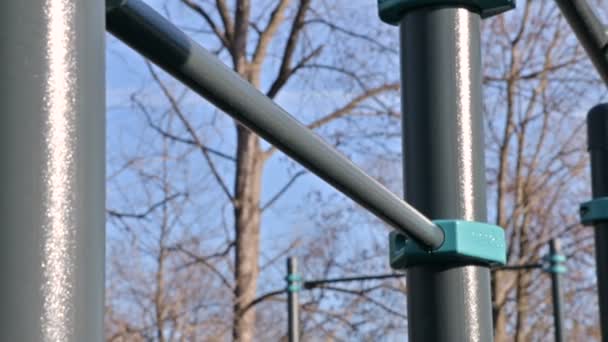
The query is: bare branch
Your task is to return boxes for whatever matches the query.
[266,46,324,98]
[266,0,312,98]
[304,18,398,54]
[172,244,234,291]
[107,192,186,220]
[261,170,307,211]
[131,94,236,162]
[146,62,235,203]
[305,83,399,130]
[215,0,234,42]
[263,82,399,157]
[181,0,230,48]
[242,289,286,314]
[316,285,407,319]
[251,0,291,67]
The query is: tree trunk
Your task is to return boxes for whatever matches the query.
[493,271,511,341]
[232,126,263,342]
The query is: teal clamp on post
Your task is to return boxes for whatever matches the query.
[378,0,515,25]
[580,197,608,225]
[286,274,302,293]
[389,220,506,269]
[543,253,567,274]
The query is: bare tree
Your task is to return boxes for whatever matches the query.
[482,1,606,340]
[106,0,400,340]
[106,0,608,340]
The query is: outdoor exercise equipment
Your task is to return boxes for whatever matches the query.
[381,1,513,340]
[286,242,566,342]
[581,104,608,341]
[4,0,608,340]
[107,0,515,338]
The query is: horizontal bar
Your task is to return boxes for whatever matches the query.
[303,273,405,289]
[555,0,608,87]
[105,0,444,249]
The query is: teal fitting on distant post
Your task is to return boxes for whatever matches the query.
[543,254,567,274]
[389,220,506,269]
[580,197,608,225]
[378,0,515,24]
[286,274,302,293]
[287,274,302,282]
[288,284,301,292]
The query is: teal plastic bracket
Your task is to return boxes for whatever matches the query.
[378,0,515,25]
[389,220,506,269]
[580,197,608,225]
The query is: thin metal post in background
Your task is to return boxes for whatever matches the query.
[105,0,444,249]
[555,0,608,87]
[0,1,105,341]
[286,257,300,342]
[587,104,608,341]
[549,239,565,342]
[400,7,493,341]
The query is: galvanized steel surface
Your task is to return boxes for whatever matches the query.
[0,0,105,340]
[401,7,493,342]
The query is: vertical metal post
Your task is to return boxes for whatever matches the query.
[286,257,300,342]
[400,7,493,342]
[0,1,105,341]
[549,239,565,342]
[587,104,608,341]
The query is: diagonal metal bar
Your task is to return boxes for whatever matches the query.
[555,0,608,86]
[105,0,444,249]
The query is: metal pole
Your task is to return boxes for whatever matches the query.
[286,257,300,342]
[400,7,493,341]
[549,239,565,342]
[587,104,608,340]
[0,1,105,341]
[555,0,608,87]
[105,0,444,249]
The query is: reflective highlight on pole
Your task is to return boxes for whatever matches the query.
[455,9,475,221]
[42,0,78,339]
[0,1,105,340]
[401,7,493,342]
